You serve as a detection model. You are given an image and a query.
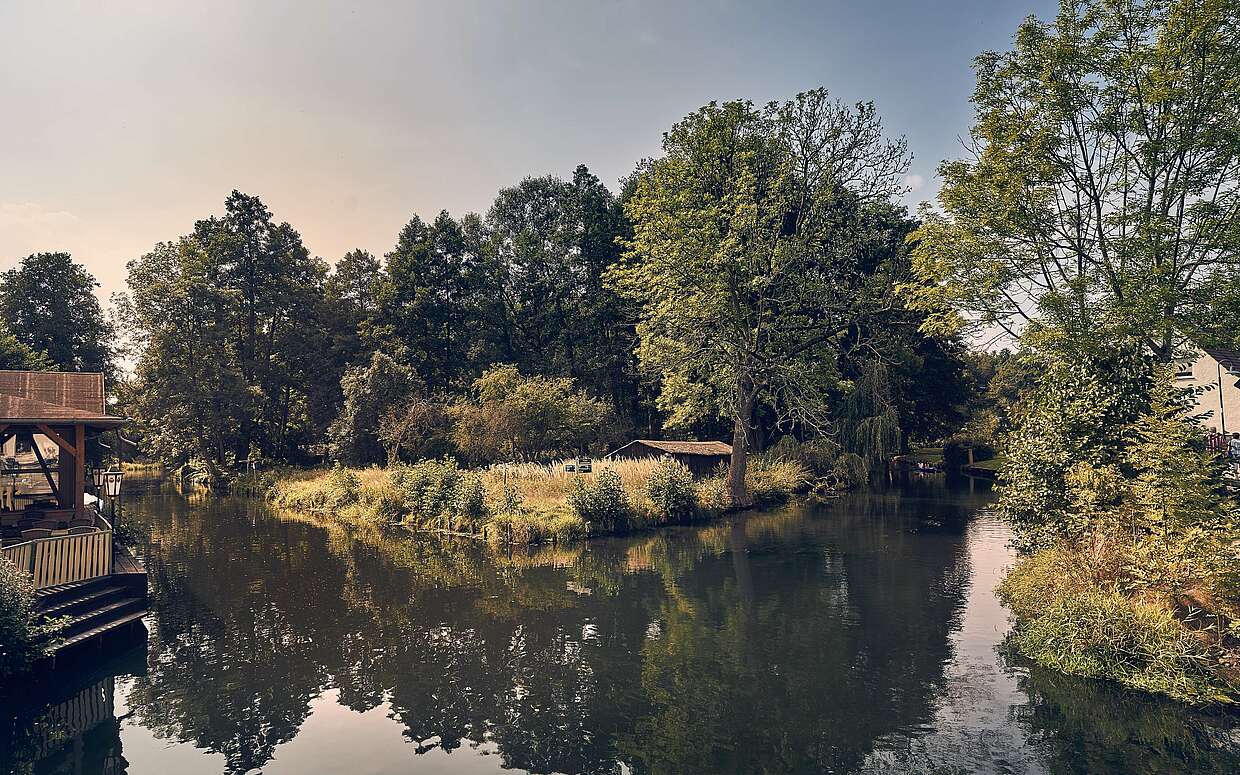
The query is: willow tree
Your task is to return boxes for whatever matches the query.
[909,0,1240,359]
[612,89,910,505]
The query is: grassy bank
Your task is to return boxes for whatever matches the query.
[997,538,1240,706]
[265,455,811,544]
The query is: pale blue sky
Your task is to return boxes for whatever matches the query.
[0,0,1057,297]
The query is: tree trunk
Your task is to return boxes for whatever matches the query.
[727,377,755,507]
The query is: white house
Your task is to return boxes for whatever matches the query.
[1176,346,1240,435]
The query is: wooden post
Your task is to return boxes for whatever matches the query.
[75,424,85,517]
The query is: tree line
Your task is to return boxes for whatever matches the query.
[4,88,976,501]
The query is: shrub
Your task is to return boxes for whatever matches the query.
[389,459,463,529]
[327,465,361,508]
[452,474,488,531]
[568,469,631,532]
[645,458,697,522]
[0,558,60,680]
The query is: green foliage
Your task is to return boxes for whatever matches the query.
[907,0,1240,358]
[0,252,114,377]
[612,88,911,503]
[328,351,424,466]
[997,344,1153,552]
[122,192,333,467]
[389,459,465,529]
[450,364,618,465]
[327,465,361,508]
[0,558,60,681]
[996,359,1240,705]
[999,561,1237,705]
[568,469,632,532]
[452,474,488,529]
[0,321,51,372]
[645,458,697,521]
[837,360,902,476]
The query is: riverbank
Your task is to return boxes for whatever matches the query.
[262,455,812,544]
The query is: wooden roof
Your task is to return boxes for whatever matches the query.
[0,371,122,427]
[606,439,733,458]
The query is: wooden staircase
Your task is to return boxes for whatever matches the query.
[35,551,148,656]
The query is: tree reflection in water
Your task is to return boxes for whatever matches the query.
[3,479,1238,775]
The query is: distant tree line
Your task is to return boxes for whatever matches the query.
[4,91,977,498]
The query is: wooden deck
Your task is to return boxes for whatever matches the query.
[35,547,148,658]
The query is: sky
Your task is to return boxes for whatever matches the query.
[0,0,1058,301]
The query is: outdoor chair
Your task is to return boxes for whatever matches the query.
[20,528,51,539]
[32,520,61,529]
[67,526,98,535]
[68,518,95,528]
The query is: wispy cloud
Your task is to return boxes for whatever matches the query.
[903,174,926,192]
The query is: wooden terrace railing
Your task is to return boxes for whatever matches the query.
[1,510,114,590]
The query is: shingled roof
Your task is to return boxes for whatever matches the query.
[606,439,733,458]
[0,371,122,426]
[1204,347,1240,373]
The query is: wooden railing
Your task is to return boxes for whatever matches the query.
[1,512,114,590]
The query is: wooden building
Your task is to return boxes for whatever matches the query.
[1,370,147,658]
[604,439,733,477]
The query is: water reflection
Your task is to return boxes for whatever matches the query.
[4,477,1238,774]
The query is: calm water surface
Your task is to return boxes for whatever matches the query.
[4,476,1239,774]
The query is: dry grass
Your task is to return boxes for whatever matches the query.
[266,454,811,545]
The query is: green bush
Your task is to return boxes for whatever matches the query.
[568,469,631,532]
[0,559,60,680]
[998,547,1239,705]
[452,474,488,531]
[389,458,463,528]
[645,458,696,522]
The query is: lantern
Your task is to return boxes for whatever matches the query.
[103,469,124,498]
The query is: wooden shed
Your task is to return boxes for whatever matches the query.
[604,439,733,477]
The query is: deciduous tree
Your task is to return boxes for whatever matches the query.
[0,252,114,378]
[613,89,910,504]
[909,0,1240,359]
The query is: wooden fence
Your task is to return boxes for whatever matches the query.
[1,529,113,589]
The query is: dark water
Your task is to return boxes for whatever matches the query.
[4,475,1239,775]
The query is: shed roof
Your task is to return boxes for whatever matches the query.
[606,439,733,458]
[0,371,122,427]
[0,370,105,414]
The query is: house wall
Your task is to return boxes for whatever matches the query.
[1178,350,1240,435]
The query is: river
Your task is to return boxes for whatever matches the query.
[3,475,1238,774]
